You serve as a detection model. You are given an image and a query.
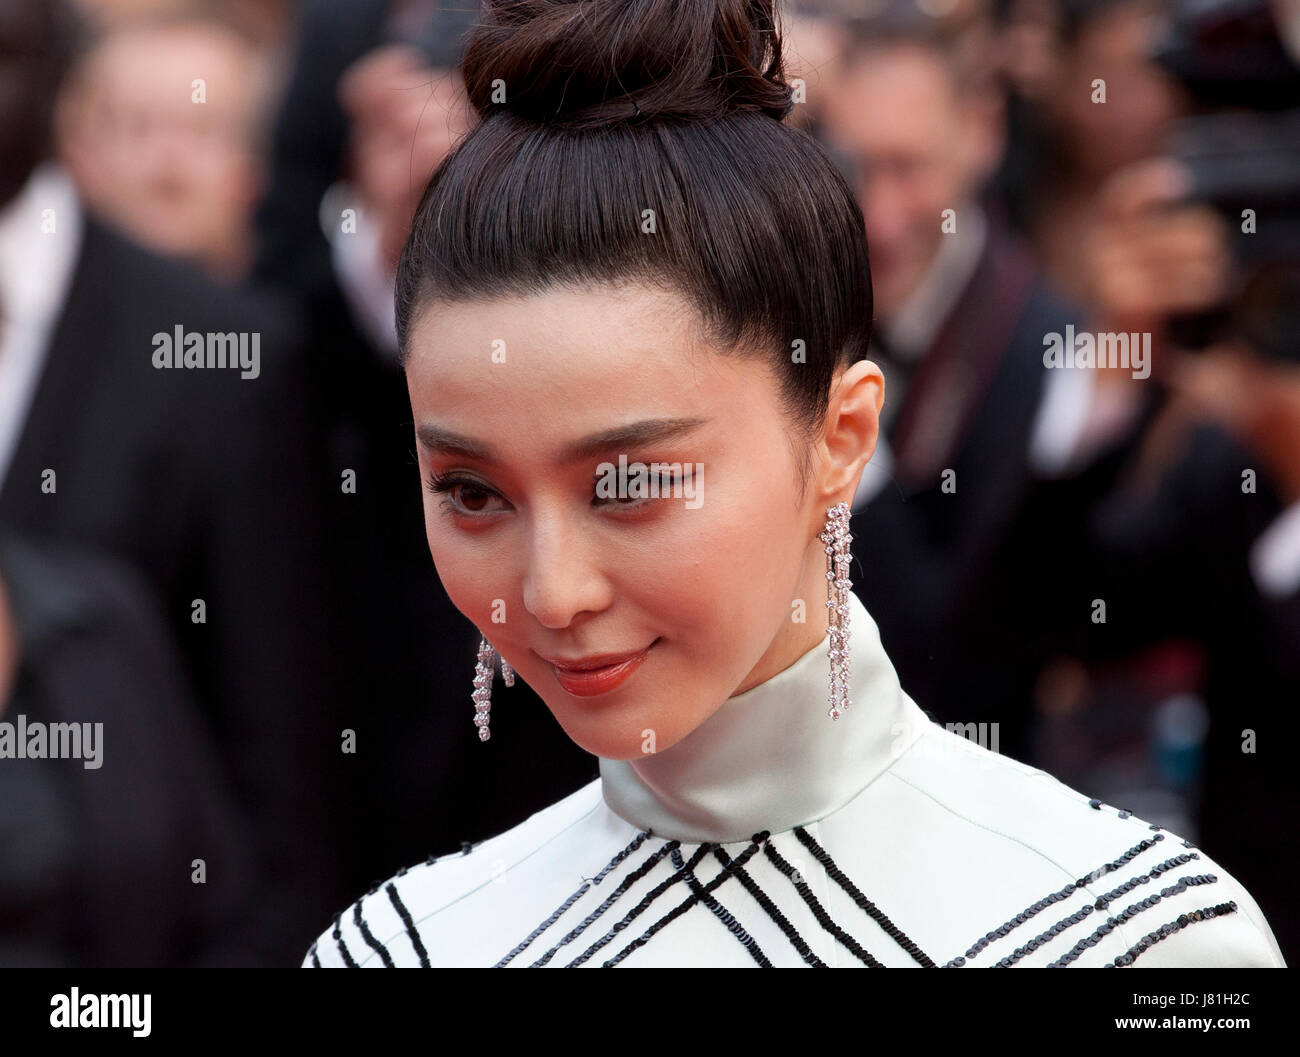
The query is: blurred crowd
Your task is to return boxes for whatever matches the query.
[0,0,1295,966]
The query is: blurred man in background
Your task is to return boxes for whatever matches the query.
[57,9,273,280]
[817,0,1084,763]
[0,0,335,963]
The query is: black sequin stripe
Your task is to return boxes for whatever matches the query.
[988,853,1206,970]
[764,839,884,967]
[331,911,358,968]
[993,903,1098,967]
[599,842,770,968]
[668,846,770,966]
[527,839,681,967]
[385,882,431,968]
[1046,873,1222,967]
[1093,853,1200,912]
[1005,857,1203,970]
[945,833,1166,967]
[495,830,651,967]
[793,826,935,967]
[307,942,320,968]
[1105,901,1239,967]
[715,839,827,967]
[353,899,395,967]
[564,842,713,967]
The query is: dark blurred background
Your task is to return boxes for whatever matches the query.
[0,0,1295,966]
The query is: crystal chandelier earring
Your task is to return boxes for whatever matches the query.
[471,635,515,742]
[818,501,853,720]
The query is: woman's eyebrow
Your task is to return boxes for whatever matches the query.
[559,417,707,462]
[415,424,495,461]
[416,417,708,464]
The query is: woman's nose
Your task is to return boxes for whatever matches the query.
[520,512,613,630]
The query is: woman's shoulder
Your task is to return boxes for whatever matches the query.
[303,777,605,968]
[878,718,1286,966]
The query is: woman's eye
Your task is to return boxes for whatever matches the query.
[597,471,687,507]
[425,472,507,516]
[455,482,495,511]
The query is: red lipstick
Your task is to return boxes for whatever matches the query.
[546,642,656,697]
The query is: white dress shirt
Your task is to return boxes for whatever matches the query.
[306,591,1285,967]
[325,182,400,363]
[0,164,83,492]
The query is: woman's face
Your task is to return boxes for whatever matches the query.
[405,281,881,760]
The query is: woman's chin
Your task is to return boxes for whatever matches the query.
[546,706,690,762]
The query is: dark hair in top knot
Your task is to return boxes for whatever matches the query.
[462,0,795,129]
[397,0,873,478]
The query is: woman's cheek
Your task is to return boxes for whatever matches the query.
[638,523,736,652]
[425,522,507,631]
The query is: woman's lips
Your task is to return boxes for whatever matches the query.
[546,641,657,697]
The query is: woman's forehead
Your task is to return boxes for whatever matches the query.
[404,285,761,394]
[409,283,694,349]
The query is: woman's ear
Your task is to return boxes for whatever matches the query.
[818,359,884,506]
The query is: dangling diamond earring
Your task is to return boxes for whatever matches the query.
[818,501,853,720]
[471,634,515,742]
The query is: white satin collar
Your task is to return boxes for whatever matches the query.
[599,592,927,843]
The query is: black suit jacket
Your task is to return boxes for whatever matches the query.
[0,216,339,962]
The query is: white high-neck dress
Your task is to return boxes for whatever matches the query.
[304,593,1285,968]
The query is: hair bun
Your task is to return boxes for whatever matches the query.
[461,0,795,129]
